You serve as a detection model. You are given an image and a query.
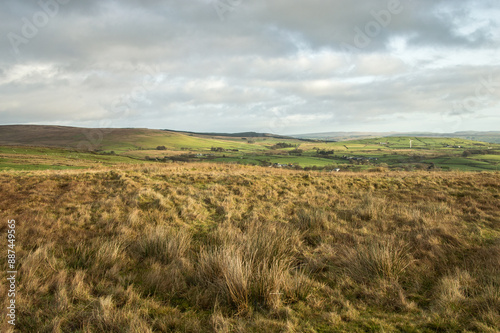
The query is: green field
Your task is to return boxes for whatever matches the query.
[1,126,499,171]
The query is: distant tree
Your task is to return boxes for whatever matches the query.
[272,142,294,149]
[289,149,303,155]
[316,149,334,155]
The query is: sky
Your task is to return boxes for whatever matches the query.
[1,0,499,135]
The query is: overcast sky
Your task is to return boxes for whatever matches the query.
[1,0,499,134]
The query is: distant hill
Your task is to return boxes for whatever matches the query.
[0,125,154,149]
[292,131,500,143]
[2,125,499,155]
[291,132,397,142]
[417,131,500,144]
[163,129,297,140]
[0,125,308,152]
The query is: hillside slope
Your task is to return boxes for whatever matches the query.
[0,125,174,151]
[0,125,301,152]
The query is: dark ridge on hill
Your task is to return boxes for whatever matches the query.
[162,129,316,141]
[0,125,88,147]
[291,131,397,141]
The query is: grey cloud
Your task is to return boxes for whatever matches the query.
[0,0,499,133]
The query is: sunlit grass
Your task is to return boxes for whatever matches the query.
[0,163,499,331]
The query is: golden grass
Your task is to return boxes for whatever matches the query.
[0,163,499,331]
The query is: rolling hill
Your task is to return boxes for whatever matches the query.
[0,125,301,152]
[1,125,500,172]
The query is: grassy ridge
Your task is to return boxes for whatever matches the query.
[1,164,499,332]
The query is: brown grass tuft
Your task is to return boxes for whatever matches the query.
[343,237,413,283]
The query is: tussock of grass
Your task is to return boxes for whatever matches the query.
[197,246,252,313]
[137,226,191,265]
[194,220,304,314]
[343,237,413,283]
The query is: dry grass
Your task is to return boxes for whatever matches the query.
[343,237,413,283]
[138,226,191,265]
[0,163,499,331]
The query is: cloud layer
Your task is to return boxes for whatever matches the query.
[1,0,499,134]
